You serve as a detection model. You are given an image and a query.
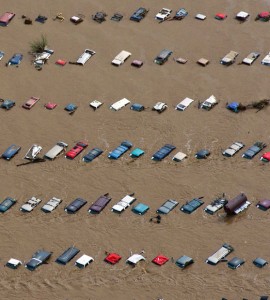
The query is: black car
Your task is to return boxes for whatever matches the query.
[65,198,87,213]
[1,144,21,160]
[0,197,16,212]
[175,255,194,269]
[55,246,80,265]
[227,257,245,269]
[82,148,103,163]
[130,7,149,22]
[25,250,52,271]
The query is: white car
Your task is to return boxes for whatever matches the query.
[20,196,42,212]
[155,8,172,21]
[41,197,62,213]
[111,194,136,213]
[152,102,168,113]
[75,254,94,268]
[24,144,42,160]
[76,49,96,65]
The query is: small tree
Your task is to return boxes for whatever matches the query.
[30,34,48,53]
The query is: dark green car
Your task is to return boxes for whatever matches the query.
[0,197,16,213]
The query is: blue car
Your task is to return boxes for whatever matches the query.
[108,140,133,159]
[130,7,149,22]
[65,103,77,112]
[0,197,16,213]
[83,147,103,162]
[151,144,176,161]
[2,144,21,160]
[1,99,15,110]
[180,198,204,214]
[8,53,23,66]
[130,103,145,111]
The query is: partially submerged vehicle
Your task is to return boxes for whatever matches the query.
[44,102,57,110]
[261,52,270,66]
[64,103,78,113]
[197,58,209,67]
[130,148,144,158]
[66,141,88,159]
[155,8,172,22]
[0,197,16,213]
[195,14,206,20]
[0,12,15,26]
[2,144,21,160]
[235,11,249,22]
[195,149,210,159]
[41,197,62,213]
[215,13,227,20]
[22,96,40,109]
[175,255,194,269]
[151,144,176,161]
[82,148,103,162]
[104,253,122,264]
[132,203,150,215]
[242,141,266,159]
[152,255,169,266]
[224,193,251,215]
[44,142,68,160]
[172,152,187,162]
[180,198,204,214]
[6,258,22,269]
[154,49,173,65]
[220,51,239,66]
[126,254,145,266]
[130,7,149,22]
[1,99,15,110]
[131,60,143,68]
[111,193,136,213]
[253,258,268,268]
[222,142,245,157]
[204,196,228,215]
[242,52,260,65]
[175,97,194,111]
[75,254,94,268]
[65,198,87,214]
[227,257,245,269]
[89,100,103,110]
[108,140,132,159]
[157,199,178,214]
[92,11,107,23]
[20,196,42,212]
[25,250,52,271]
[24,144,42,160]
[130,103,145,111]
[256,199,270,211]
[111,50,131,66]
[7,53,23,66]
[110,98,130,111]
[88,193,112,214]
[76,49,96,65]
[152,102,168,113]
[172,8,188,20]
[70,15,84,24]
[226,102,240,113]
[111,13,123,22]
[255,12,270,22]
[200,95,217,110]
[206,243,234,265]
[56,246,80,265]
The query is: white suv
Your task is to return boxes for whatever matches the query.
[155,8,172,21]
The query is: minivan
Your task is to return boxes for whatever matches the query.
[154,49,173,65]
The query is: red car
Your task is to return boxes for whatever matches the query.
[65,141,88,159]
[22,96,40,110]
[44,102,57,110]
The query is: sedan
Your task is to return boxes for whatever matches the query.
[22,96,40,109]
[65,198,87,213]
[82,147,103,162]
[0,197,16,213]
[66,141,88,159]
[2,144,21,160]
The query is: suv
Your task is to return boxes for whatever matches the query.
[130,7,149,22]
[155,8,172,21]
[154,49,173,65]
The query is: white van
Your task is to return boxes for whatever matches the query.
[76,49,96,65]
[206,243,234,265]
[175,97,194,111]
[112,50,131,66]
[44,142,68,160]
[75,254,94,268]
[110,98,130,111]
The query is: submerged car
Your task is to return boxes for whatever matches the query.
[154,49,173,65]
[152,102,168,113]
[82,147,103,162]
[242,141,266,159]
[22,96,40,109]
[88,193,112,214]
[76,49,96,65]
[227,257,245,269]
[41,197,62,213]
[56,246,80,265]
[180,198,204,214]
[65,198,87,213]
[155,8,172,21]
[157,199,178,214]
[0,197,16,213]
[65,103,78,112]
[1,144,21,160]
[25,250,52,271]
[111,194,136,213]
[66,141,88,159]
[8,53,23,66]
[24,144,42,160]
[175,255,194,269]
[20,197,42,212]
[108,140,132,159]
[130,7,149,22]
[151,144,176,161]
[1,99,15,110]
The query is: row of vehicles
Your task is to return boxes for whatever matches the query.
[4,242,269,271]
[2,192,269,216]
